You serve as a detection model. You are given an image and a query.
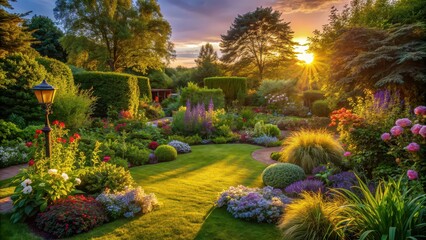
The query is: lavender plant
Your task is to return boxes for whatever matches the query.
[252,135,279,146]
[216,185,291,223]
[285,179,326,197]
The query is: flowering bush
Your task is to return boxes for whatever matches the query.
[216,185,291,223]
[252,135,279,147]
[96,186,159,220]
[328,171,358,191]
[35,195,108,238]
[10,168,81,223]
[285,179,325,197]
[168,140,191,153]
[0,143,29,168]
[148,141,159,150]
[329,108,364,138]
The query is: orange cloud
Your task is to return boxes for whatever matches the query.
[273,0,342,13]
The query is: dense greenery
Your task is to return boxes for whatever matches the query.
[136,76,152,99]
[179,83,225,109]
[204,77,247,105]
[74,72,140,117]
[192,43,221,86]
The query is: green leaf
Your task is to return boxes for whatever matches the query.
[40,201,47,212]
[24,205,33,215]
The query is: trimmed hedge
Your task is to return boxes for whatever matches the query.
[179,85,225,109]
[204,77,247,104]
[303,90,325,109]
[36,56,75,94]
[136,76,152,99]
[312,100,331,117]
[74,72,139,117]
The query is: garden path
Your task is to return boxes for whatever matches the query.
[251,147,280,165]
[0,164,26,181]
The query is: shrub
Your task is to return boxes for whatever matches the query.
[312,100,330,117]
[125,146,150,166]
[253,121,280,137]
[252,135,279,147]
[278,192,344,240]
[216,185,291,223]
[173,100,217,137]
[262,163,306,188]
[0,120,22,144]
[279,130,344,173]
[179,82,225,109]
[256,79,297,105]
[204,77,247,104]
[212,136,227,144]
[35,195,108,238]
[136,76,152,99]
[154,145,177,162]
[303,90,325,109]
[77,163,134,194]
[0,143,29,168]
[285,179,326,197]
[36,56,75,94]
[334,176,426,240]
[74,72,140,117]
[96,186,159,220]
[139,98,164,120]
[168,140,191,153]
[270,152,281,161]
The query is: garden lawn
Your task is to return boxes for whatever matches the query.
[0,144,282,240]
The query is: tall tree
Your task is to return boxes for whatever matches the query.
[220,7,296,81]
[192,43,221,86]
[54,0,174,72]
[25,15,67,62]
[0,0,33,58]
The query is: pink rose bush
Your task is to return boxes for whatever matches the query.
[414,106,426,115]
[381,132,391,141]
[405,142,420,152]
[395,118,412,127]
[390,126,404,136]
[411,124,422,135]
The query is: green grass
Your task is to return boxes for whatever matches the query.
[1,144,282,240]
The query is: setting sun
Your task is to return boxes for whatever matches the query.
[294,38,314,64]
[297,52,314,64]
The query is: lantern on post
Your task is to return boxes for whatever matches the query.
[32,80,57,158]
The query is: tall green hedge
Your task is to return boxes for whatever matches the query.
[74,72,139,117]
[204,77,247,104]
[179,83,225,109]
[136,76,152,99]
[303,90,325,109]
[36,56,75,94]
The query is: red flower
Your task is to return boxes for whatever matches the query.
[73,133,81,139]
[52,120,59,125]
[25,142,33,147]
[59,122,65,128]
[148,141,159,150]
[103,156,111,162]
[28,159,35,166]
[57,137,63,143]
[69,136,75,143]
[35,129,43,135]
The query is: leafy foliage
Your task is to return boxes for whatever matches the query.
[220,7,296,80]
[312,100,330,117]
[54,0,174,72]
[154,145,177,162]
[136,76,152,99]
[262,163,305,188]
[204,77,247,104]
[192,43,221,86]
[179,82,225,109]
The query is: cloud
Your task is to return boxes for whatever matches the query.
[273,0,342,13]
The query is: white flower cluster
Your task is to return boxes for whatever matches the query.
[0,146,28,168]
[265,93,288,104]
[21,178,33,194]
[168,140,191,153]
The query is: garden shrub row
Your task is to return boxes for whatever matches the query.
[74,72,140,117]
[204,77,247,104]
[136,76,152,99]
[179,83,225,109]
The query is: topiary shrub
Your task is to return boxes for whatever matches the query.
[279,130,344,173]
[261,163,305,188]
[74,72,140,117]
[204,77,247,104]
[312,100,331,117]
[278,192,344,240]
[253,121,281,138]
[77,163,134,194]
[154,145,177,162]
[168,140,191,153]
[35,195,108,238]
[303,90,325,109]
[270,152,282,161]
[136,76,152,99]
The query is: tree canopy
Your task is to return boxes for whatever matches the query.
[25,15,67,62]
[54,0,174,72]
[192,43,221,86]
[220,7,296,81]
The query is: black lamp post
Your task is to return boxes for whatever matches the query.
[32,80,57,158]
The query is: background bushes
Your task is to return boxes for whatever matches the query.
[74,72,140,117]
[204,77,247,104]
[136,76,152,99]
[303,90,325,109]
[179,82,225,109]
[312,100,331,117]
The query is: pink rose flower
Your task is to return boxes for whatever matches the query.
[414,106,426,115]
[103,156,111,162]
[390,126,403,136]
[407,170,418,180]
[395,118,412,127]
[411,124,422,135]
[344,151,351,157]
[381,133,391,141]
[420,126,426,138]
[405,142,420,152]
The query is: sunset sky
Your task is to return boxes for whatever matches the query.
[11,0,350,67]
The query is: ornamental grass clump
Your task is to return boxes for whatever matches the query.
[278,192,344,240]
[262,163,305,188]
[216,185,291,223]
[279,129,344,173]
[96,186,159,220]
[35,195,108,238]
[333,176,426,240]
